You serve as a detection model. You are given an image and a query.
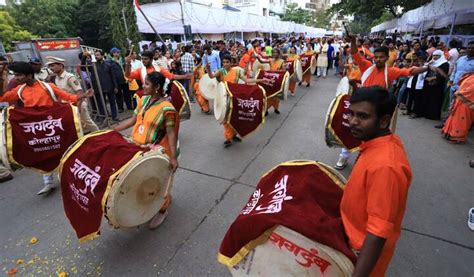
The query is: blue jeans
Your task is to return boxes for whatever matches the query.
[397,79,408,104]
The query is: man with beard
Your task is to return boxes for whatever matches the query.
[341,86,412,277]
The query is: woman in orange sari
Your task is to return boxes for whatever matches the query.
[300,43,315,87]
[114,71,179,229]
[287,47,300,97]
[192,57,210,114]
[207,54,268,148]
[442,73,474,143]
[264,48,285,115]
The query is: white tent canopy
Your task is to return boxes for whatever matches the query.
[371,0,474,33]
[136,2,326,37]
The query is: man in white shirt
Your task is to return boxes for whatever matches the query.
[448,40,460,76]
[152,49,169,69]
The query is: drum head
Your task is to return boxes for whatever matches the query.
[295,59,303,82]
[279,73,290,101]
[230,225,354,277]
[0,109,11,171]
[214,82,228,123]
[324,97,340,148]
[335,77,350,97]
[106,150,171,228]
[310,55,317,75]
[199,75,218,100]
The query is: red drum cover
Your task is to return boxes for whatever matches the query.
[256,70,288,98]
[326,94,362,151]
[284,60,295,77]
[6,103,81,173]
[300,54,313,75]
[167,81,191,120]
[225,82,266,138]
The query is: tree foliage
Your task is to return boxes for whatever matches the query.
[281,3,313,25]
[313,10,332,29]
[6,0,79,38]
[109,0,142,54]
[332,0,431,21]
[0,10,34,52]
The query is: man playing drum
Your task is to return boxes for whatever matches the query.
[124,50,191,89]
[206,54,268,148]
[113,71,179,229]
[335,35,431,170]
[342,86,412,276]
[0,62,93,195]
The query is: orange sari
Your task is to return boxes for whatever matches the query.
[218,67,243,140]
[267,59,285,110]
[442,74,474,142]
[193,66,209,113]
[287,55,299,94]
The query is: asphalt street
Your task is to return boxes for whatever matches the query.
[1,72,473,276]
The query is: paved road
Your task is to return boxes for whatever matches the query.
[1,73,473,276]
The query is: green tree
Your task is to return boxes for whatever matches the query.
[109,0,142,54]
[313,10,333,29]
[6,0,79,38]
[331,0,431,23]
[281,3,313,25]
[76,0,113,50]
[0,10,34,52]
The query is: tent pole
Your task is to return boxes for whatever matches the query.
[448,13,457,43]
[179,0,187,42]
[419,20,425,39]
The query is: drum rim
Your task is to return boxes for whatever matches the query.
[105,150,171,228]
[0,108,11,171]
[294,59,303,82]
[171,81,191,120]
[214,82,228,123]
[199,75,218,100]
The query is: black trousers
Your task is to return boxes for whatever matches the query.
[115,83,133,110]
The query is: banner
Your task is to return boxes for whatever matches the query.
[226,82,266,138]
[35,39,81,51]
[59,131,145,241]
[6,104,82,173]
[284,60,295,77]
[218,161,356,266]
[256,70,288,98]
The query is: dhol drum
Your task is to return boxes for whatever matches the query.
[230,225,354,277]
[199,74,218,100]
[214,82,230,124]
[255,70,289,101]
[335,77,351,97]
[252,59,271,74]
[168,81,191,121]
[224,82,267,138]
[300,54,313,76]
[286,59,303,82]
[59,131,172,240]
[219,160,356,276]
[325,93,398,151]
[0,109,11,170]
[3,103,81,173]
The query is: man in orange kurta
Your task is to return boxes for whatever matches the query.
[442,73,474,143]
[341,86,412,277]
[0,62,91,195]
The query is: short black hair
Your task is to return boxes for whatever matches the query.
[350,86,396,119]
[184,45,192,53]
[374,46,389,56]
[8,61,35,75]
[141,50,154,59]
[468,41,474,45]
[221,54,232,62]
[94,49,105,56]
[203,44,211,51]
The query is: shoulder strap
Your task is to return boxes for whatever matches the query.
[360,65,375,87]
[384,65,389,89]
[17,84,27,103]
[38,81,58,102]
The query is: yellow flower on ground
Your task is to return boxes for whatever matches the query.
[30,237,38,244]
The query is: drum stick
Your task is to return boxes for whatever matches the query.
[164,172,174,198]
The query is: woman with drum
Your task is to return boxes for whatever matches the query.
[262,48,285,115]
[113,71,179,229]
[287,47,300,97]
[207,54,268,148]
[300,43,316,87]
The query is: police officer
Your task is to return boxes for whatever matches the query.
[45,56,99,133]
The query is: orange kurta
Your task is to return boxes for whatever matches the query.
[353,53,414,88]
[442,74,474,142]
[128,66,175,82]
[341,134,412,277]
[0,81,78,107]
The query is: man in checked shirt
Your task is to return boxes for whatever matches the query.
[181,45,195,102]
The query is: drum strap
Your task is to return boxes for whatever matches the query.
[17,81,58,104]
[360,65,388,89]
[140,65,161,84]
